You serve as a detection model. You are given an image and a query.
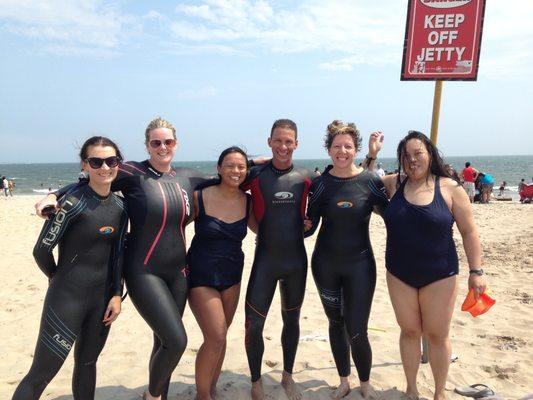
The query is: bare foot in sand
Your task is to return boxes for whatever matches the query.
[143,391,161,400]
[251,379,265,400]
[331,376,351,399]
[281,371,303,400]
[360,381,377,400]
[401,388,420,400]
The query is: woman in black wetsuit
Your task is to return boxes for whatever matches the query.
[306,121,387,399]
[14,137,128,400]
[35,117,206,400]
[187,146,256,400]
[378,131,487,400]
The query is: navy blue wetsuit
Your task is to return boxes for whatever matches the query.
[13,185,127,400]
[242,162,312,382]
[51,160,205,398]
[383,176,459,288]
[306,169,388,382]
[187,189,251,291]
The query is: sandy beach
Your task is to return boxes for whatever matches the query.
[1,196,531,400]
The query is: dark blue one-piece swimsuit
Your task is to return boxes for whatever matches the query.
[383,176,459,289]
[187,189,250,291]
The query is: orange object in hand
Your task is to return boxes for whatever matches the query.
[461,288,495,317]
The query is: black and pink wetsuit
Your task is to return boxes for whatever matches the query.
[53,160,205,398]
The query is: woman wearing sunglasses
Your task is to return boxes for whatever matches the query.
[35,117,207,400]
[14,137,128,400]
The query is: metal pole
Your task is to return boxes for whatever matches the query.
[422,80,444,364]
[430,80,443,145]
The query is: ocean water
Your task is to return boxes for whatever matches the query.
[1,155,531,198]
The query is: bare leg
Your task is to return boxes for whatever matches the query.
[387,272,422,399]
[419,276,457,400]
[189,287,228,400]
[210,284,241,398]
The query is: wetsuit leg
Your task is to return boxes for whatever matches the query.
[312,262,351,377]
[72,292,110,400]
[126,272,188,397]
[342,257,376,382]
[279,266,307,375]
[244,261,278,382]
[13,281,83,400]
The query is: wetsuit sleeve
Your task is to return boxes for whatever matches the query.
[110,165,131,192]
[304,177,324,237]
[53,181,84,200]
[194,177,220,191]
[110,206,128,297]
[242,165,263,190]
[368,175,389,215]
[33,195,83,278]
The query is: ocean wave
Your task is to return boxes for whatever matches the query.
[32,189,58,194]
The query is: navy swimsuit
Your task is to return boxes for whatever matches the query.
[187,189,251,291]
[383,176,459,289]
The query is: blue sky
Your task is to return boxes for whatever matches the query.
[1,0,532,163]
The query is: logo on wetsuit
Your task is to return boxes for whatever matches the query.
[319,293,340,304]
[99,226,115,235]
[273,191,295,204]
[181,188,190,216]
[42,208,68,246]
[336,201,354,208]
[53,333,72,350]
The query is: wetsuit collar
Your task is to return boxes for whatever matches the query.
[269,161,294,175]
[86,185,112,201]
[144,160,176,177]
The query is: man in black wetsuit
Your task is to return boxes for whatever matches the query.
[242,119,312,400]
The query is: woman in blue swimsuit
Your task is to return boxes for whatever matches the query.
[187,146,256,400]
[376,131,487,400]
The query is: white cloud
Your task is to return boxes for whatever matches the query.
[0,0,136,55]
[167,0,533,76]
[479,1,533,79]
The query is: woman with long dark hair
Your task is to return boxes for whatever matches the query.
[14,136,127,400]
[378,131,487,400]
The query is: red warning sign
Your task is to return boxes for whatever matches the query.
[401,0,486,80]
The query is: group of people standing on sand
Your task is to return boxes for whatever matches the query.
[13,117,488,400]
[460,162,495,204]
[0,175,14,197]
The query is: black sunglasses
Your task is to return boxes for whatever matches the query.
[85,156,120,169]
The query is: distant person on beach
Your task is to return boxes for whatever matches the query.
[13,136,127,400]
[314,167,321,176]
[1,176,8,197]
[461,162,478,203]
[374,131,487,400]
[518,178,526,193]
[305,121,387,399]
[187,147,256,400]
[498,181,506,196]
[480,172,494,203]
[375,162,385,178]
[8,180,14,196]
